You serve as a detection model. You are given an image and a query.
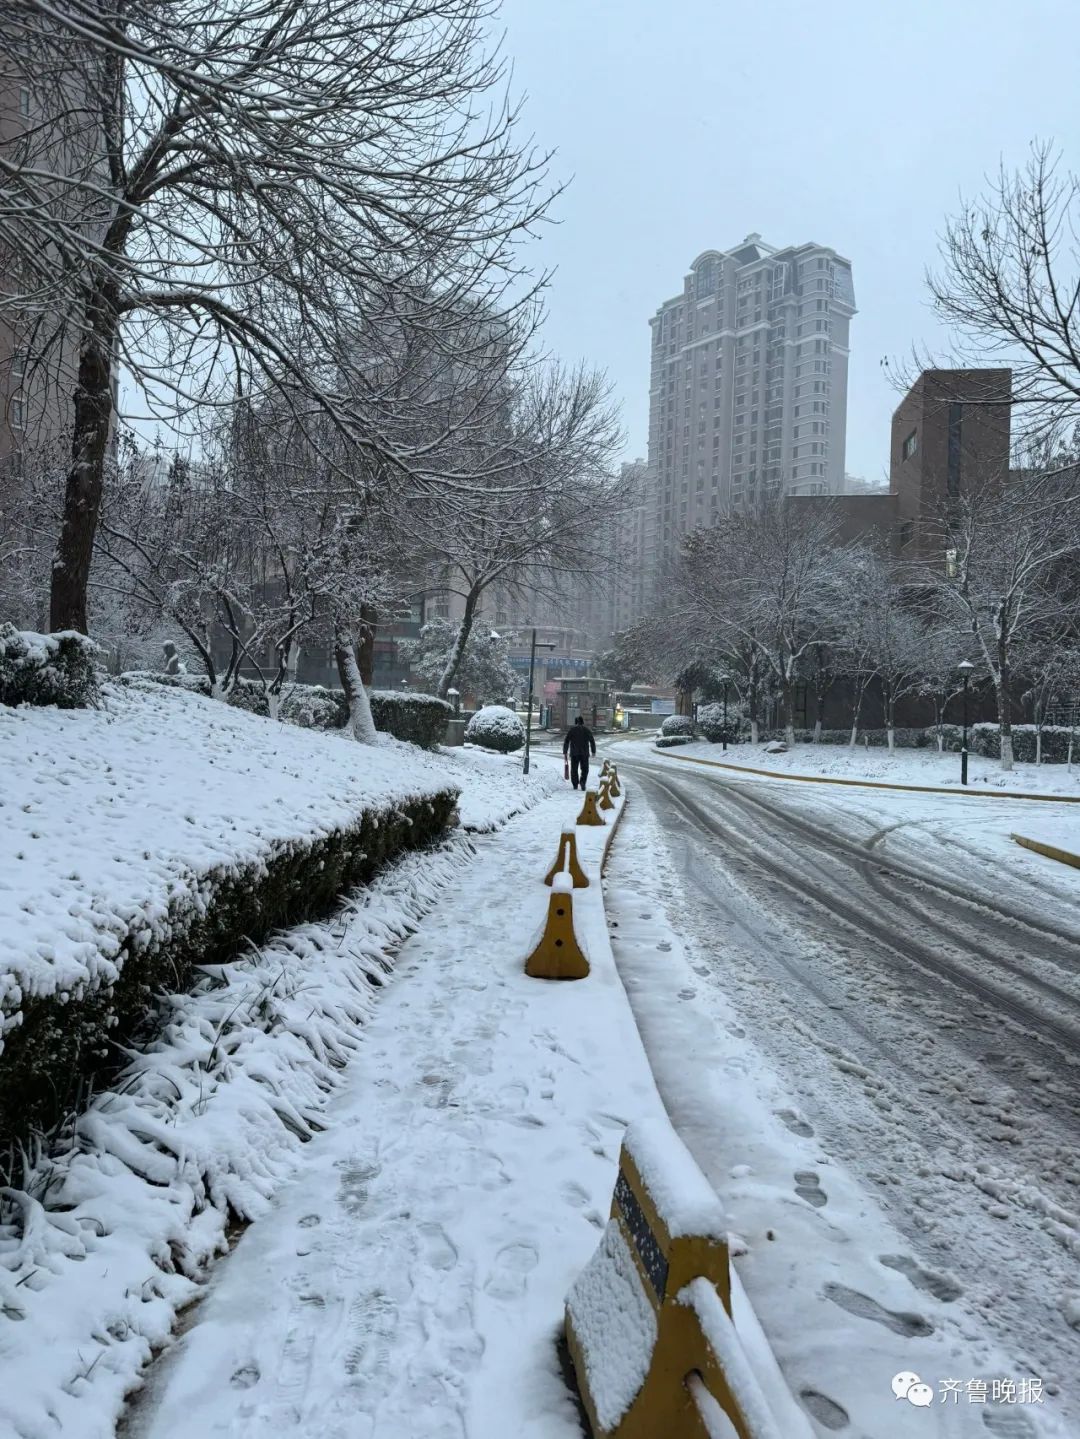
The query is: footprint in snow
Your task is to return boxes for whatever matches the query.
[298,1213,321,1229]
[794,1171,828,1208]
[484,1242,539,1300]
[799,1389,849,1431]
[880,1253,962,1303]
[417,1223,458,1272]
[230,1362,261,1390]
[678,988,696,1001]
[776,1108,814,1138]
[982,1405,1037,1437]
[656,941,672,952]
[823,1282,933,1337]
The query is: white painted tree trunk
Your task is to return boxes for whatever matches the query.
[335,620,378,744]
[813,717,822,743]
[1036,728,1042,765]
[267,689,281,722]
[750,720,759,745]
[1000,730,1014,771]
[849,722,858,748]
[887,726,895,752]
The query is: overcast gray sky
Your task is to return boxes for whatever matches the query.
[497,0,1080,484]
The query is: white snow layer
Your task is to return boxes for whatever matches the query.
[623,1117,728,1241]
[566,1220,657,1433]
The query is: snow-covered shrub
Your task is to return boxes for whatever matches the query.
[968,722,1075,764]
[0,625,101,708]
[696,702,745,744]
[465,703,525,753]
[655,734,694,748]
[370,691,452,748]
[660,713,694,738]
[279,684,347,730]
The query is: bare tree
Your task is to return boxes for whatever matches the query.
[679,501,845,745]
[929,144,1080,445]
[409,362,626,697]
[0,0,554,634]
[916,466,1080,769]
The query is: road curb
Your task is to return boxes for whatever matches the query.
[657,748,1080,804]
[1011,833,1080,869]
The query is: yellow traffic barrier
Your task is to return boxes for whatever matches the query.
[600,758,612,777]
[544,825,589,888]
[608,766,622,797]
[598,776,615,812]
[577,786,605,826]
[524,873,590,980]
[566,1118,795,1439]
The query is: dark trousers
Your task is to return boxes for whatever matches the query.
[570,754,589,789]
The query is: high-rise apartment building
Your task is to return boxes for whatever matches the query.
[646,234,855,571]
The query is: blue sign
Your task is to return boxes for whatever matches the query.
[509,656,591,671]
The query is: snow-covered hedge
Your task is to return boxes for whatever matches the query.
[0,625,101,708]
[696,702,745,744]
[369,690,452,749]
[465,703,525,753]
[655,734,695,748]
[0,682,460,1158]
[660,713,694,738]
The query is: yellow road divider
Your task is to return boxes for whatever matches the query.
[608,766,622,798]
[545,825,590,888]
[1012,833,1080,869]
[598,776,615,812]
[566,1118,796,1439]
[525,873,590,980]
[577,786,605,826]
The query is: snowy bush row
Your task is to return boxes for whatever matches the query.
[0,624,101,709]
[0,837,472,1439]
[745,723,1080,762]
[121,672,452,748]
[464,703,525,753]
[0,785,458,1157]
[655,734,695,748]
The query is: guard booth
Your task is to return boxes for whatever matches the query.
[555,676,615,731]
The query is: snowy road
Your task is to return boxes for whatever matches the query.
[612,743,1080,1427]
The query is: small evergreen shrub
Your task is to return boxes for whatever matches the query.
[465,704,525,753]
[369,691,452,748]
[0,626,101,709]
[697,702,745,744]
[660,714,695,738]
[655,734,695,749]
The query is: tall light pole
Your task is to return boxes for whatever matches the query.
[720,673,730,752]
[523,627,556,776]
[958,659,974,785]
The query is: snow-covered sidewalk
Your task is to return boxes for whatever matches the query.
[122,786,667,1439]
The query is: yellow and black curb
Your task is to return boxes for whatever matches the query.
[1011,833,1080,870]
[658,748,1080,804]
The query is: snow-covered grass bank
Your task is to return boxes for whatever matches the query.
[662,738,1080,799]
[0,681,462,1150]
[0,726,558,1439]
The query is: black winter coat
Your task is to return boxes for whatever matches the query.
[563,724,596,759]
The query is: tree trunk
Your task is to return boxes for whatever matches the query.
[437,589,478,698]
[780,673,796,747]
[335,618,377,743]
[935,698,945,753]
[996,649,1013,771]
[50,298,118,633]
[357,605,377,687]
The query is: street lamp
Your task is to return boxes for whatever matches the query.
[523,627,556,776]
[719,672,731,752]
[447,686,460,716]
[958,660,975,785]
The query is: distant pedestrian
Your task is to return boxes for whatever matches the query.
[563,715,596,790]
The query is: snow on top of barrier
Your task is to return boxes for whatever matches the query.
[678,1277,784,1439]
[623,1117,727,1240]
[551,872,574,894]
[567,1219,657,1432]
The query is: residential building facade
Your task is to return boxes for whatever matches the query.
[645,234,855,578]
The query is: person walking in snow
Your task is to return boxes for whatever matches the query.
[563,715,596,790]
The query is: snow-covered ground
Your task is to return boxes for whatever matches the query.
[661,737,1080,800]
[609,740,1080,1436]
[117,784,664,1439]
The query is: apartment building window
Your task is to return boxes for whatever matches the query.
[19,87,32,118]
[902,429,918,461]
[9,394,26,430]
[947,403,963,496]
[10,350,26,383]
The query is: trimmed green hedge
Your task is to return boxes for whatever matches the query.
[0,788,458,1155]
[370,690,452,749]
[655,734,695,748]
[0,626,101,708]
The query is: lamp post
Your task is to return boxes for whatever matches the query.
[720,673,730,752]
[447,686,460,716]
[523,627,556,776]
[958,660,974,785]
